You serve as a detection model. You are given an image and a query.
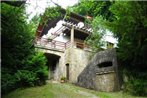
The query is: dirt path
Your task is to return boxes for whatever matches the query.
[47,80,99,98]
[75,90,99,98]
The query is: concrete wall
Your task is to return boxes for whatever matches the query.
[68,48,92,83]
[36,47,92,83]
[95,72,118,92]
[52,47,92,83]
[77,49,120,92]
[36,48,66,81]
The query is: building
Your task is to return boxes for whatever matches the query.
[34,9,117,83]
[34,10,93,83]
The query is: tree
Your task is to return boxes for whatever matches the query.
[71,0,114,52]
[1,2,48,95]
[73,0,114,21]
[105,2,147,95]
[71,1,147,96]
[107,1,147,71]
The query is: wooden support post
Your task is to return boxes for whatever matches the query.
[70,26,74,48]
[65,43,66,49]
[69,26,74,81]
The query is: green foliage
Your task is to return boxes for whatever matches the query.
[73,0,114,21]
[72,1,147,96]
[28,14,40,34]
[1,69,17,94]
[106,1,147,70]
[85,16,106,52]
[40,6,63,26]
[72,1,114,52]
[108,2,147,96]
[1,3,48,95]
[63,8,71,20]
[124,79,147,96]
[15,70,37,87]
[61,76,66,81]
[123,70,147,96]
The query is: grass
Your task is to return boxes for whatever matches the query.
[2,82,146,98]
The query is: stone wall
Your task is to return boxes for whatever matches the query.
[70,48,92,83]
[77,49,120,92]
[36,48,66,81]
[36,47,92,83]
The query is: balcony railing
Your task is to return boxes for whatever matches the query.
[34,37,70,51]
[34,37,91,51]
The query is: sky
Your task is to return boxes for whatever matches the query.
[26,0,78,20]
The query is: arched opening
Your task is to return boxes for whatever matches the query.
[66,63,69,80]
[98,61,112,68]
[44,53,60,80]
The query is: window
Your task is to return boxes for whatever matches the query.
[98,61,112,68]
[107,42,114,49]
[76,42,84,49]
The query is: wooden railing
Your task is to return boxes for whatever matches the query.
[34,37,91,51]
[34,37,70,51]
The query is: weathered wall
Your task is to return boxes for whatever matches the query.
[64,47,92,83]
[36,48,66,81]
[70,48,92,83]
[36,47,92,83]
[77,49,120,92]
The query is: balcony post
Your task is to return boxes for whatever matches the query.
[70,26,74,48]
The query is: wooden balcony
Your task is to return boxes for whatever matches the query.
[34,37,70,51]
[34,37,91,52]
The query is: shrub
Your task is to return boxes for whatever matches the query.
[60,76,67,83]
[25,52,48,85]
[1,70,17,94]
[123,71,147,96]
[15,70,38,87]
[1,52,48,95]
[1,3,48,95]
[124,78,147,96]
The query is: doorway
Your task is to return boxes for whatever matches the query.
[44,53,60,80]
[66,63,69,80]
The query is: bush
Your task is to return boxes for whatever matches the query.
[1,52,48,95]
[15,70,38,87]
[123,71,147,96]
[1,71,17,94]
[124,78,147,96]
[25,52,48,85]
[1,3,48,95]
[61,76,66,81]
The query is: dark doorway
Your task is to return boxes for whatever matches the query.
[44,53,60,80]
[66,63,69,80]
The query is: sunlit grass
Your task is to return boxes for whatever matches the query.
[2,82,146,98]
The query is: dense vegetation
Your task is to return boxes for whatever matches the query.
[1,0,147,97]
[72,0,147,96]
[1,2,48,95]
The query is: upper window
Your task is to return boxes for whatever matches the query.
[107,42,114,49]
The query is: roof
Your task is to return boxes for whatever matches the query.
[36,7,91,39]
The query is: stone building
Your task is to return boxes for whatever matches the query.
[34,10,92,83]
[34,8,119,89]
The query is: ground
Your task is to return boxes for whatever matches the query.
[2,81,146,98]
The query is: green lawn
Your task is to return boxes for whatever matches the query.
[2,82,146,98]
